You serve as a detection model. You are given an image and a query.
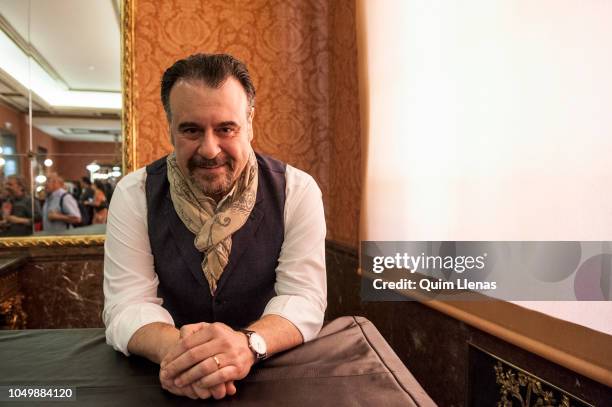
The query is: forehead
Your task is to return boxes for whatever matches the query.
[168,78,249,121]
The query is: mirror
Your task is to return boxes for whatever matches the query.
[0,0,129,247]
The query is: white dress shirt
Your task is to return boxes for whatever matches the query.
[103,164,327,355]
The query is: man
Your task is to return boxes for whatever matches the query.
[103,53,327,400]
[42,173,82,232]
[79,176,94,225]
[0,175,41,236]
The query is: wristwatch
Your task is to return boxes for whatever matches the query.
[240,329,267,361]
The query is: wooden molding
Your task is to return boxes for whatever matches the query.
[422,299,612,388]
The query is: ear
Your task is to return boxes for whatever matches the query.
[248,108,255,142]
[169,125,175,146]
[248,107,255,122]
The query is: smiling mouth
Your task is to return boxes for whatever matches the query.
[193,164,227,174]
[199,164,225,169]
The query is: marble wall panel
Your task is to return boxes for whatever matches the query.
[19,248,104,329]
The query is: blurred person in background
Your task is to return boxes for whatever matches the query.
[0,175,41,236]
[102,179,114,203]
[71,179,83,201]
[90,180,109,224]
[42,173,82,232]
[79,177,95,226]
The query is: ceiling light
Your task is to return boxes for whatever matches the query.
[35,175,47,183]
[0,30,121,110]
[44,158,53,167]
[86,163,100,173]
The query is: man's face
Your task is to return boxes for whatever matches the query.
[169,78,253,200]
[45,176,61,194]
[5,178,22,197]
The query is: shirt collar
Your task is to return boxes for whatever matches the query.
[215,183,238,211]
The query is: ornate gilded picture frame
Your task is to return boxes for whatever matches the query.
[0,0,135,249]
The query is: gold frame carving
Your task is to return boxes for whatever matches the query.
[0,0,135,248]
[495,361,572,407]
[468,344,595,407]
[0,294,27,329]
[122,0,137,175]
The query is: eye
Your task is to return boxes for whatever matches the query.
[180,127,201,138]
[217,127,234,135]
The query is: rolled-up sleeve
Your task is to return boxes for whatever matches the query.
[103,169,174,355]
[62,194,82,220]
[262,166,327,342]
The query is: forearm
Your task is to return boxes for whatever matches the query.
[49,212,80,224]
[127,322,180,364]
[64,215,81,224]
[7,215,30,225]
[247,314,303,357]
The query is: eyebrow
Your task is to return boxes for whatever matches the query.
[177,122,202,131]
[216,121,239,128]
[177,121,240,131]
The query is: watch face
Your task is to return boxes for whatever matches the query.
[249,332,267,355]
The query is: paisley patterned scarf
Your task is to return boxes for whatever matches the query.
[166,150,258,293]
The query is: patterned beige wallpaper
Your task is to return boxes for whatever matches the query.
[133,0,360,247]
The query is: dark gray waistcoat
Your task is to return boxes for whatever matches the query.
[145,153,286,329]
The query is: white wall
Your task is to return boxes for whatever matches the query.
[361,0,612,334]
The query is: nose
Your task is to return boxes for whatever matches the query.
[197,129,221,159]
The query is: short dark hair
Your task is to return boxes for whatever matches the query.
[7,175,26,192]
[161,53,256,120]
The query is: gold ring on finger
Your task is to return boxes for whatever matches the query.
[213,355,221,369]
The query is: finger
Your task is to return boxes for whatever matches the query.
[197,366,239,389]
[180,322,209,339]
[162,327,217,368]
[209,382,227,400]
[174,356,218,387]
[180,385,199,400]
[165,339,225,380]
[160,377,198,400]
[226,381,237,396]
[190,384,211,399]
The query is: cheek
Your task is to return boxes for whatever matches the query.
[226,143,250,169]
[174,140,196,161]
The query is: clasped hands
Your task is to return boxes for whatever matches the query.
[159,322,256,400]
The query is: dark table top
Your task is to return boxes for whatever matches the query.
[0,316,435,406]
